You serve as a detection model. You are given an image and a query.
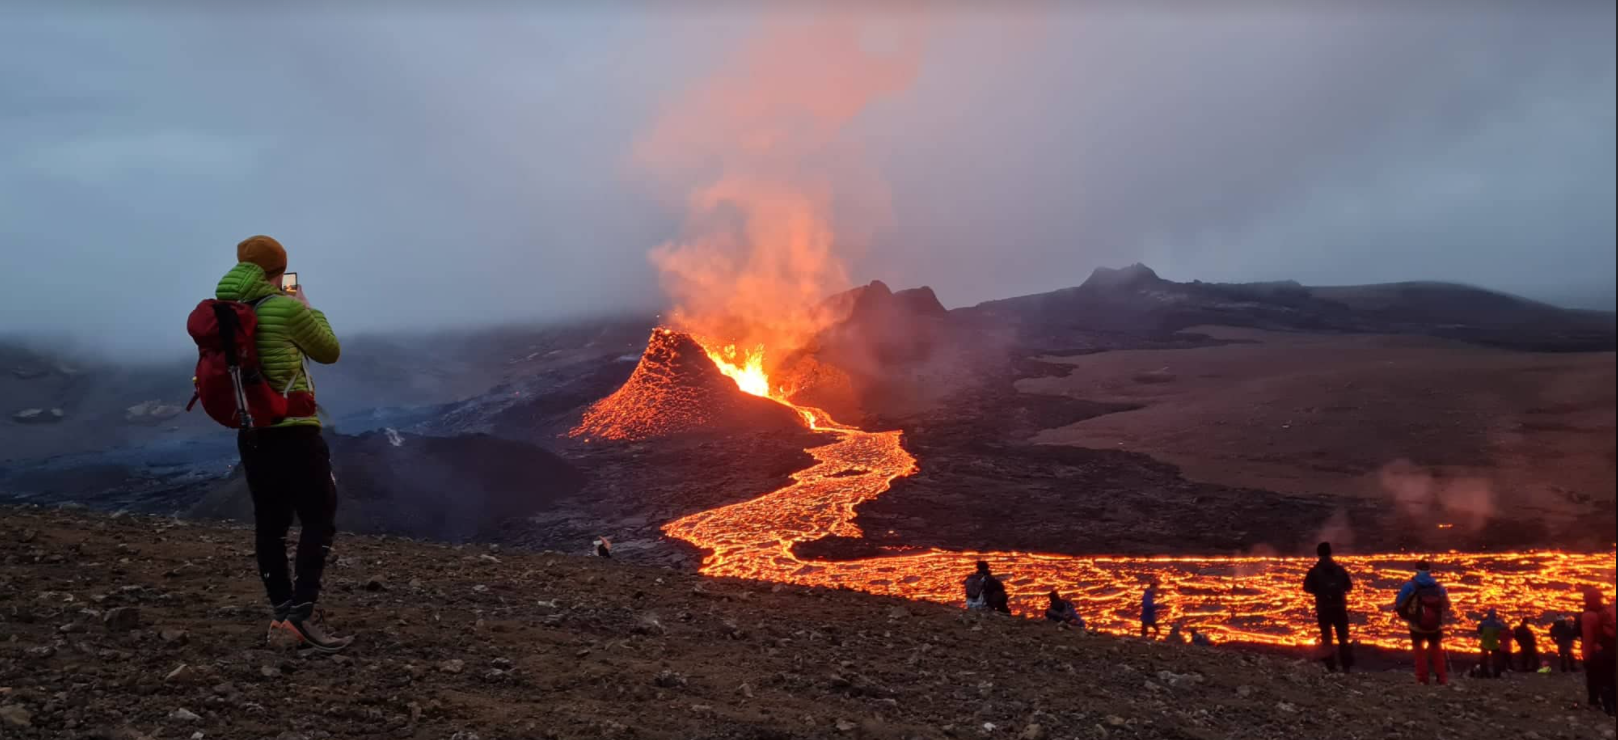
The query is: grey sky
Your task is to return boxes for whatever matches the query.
[2,4,1613,357]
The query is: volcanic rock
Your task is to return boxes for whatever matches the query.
[169,708,201,722]
[0,704,31,728]
[778,278,976,420]
[1018,724,1050,740]
[1079,263,1164,292]
[103,606,141,631]
[570,330,805,442]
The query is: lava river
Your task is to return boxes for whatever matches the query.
[656,348,1616,651]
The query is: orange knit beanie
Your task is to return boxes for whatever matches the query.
[236,235,287,274]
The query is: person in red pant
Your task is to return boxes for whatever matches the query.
[1394,560,1453,685]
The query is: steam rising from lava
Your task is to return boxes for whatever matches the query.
[634,15,927,380]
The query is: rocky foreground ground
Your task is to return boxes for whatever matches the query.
[2,506,1614,740]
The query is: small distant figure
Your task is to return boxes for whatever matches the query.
[1513,618,1540,673]
[1191,628,1214,647]
[1579,587,1616,716]
[964,561,1010,614]
[1394,559,1452,685]
[1476,609,1510,679]
[1303,541,1355,673]
[1044,590,1086,632]
[1141,581,1163,639]
[1551,617,1581,673]
[593,536,612,559]
[1166,619,1188,644]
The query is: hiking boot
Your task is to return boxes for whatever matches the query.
[281,602,353,654]
[266,600,296,648]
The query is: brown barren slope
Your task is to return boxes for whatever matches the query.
[1019,327,1616,539]
[3,506,1617,740]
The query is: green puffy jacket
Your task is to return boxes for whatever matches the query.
[215,263,341,427]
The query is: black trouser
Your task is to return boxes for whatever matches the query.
[238,426,338,606]
[1588,646,1617,715]
[1316,606,1353,672]
[1517,646,1538,673]
[1480,647,1508,678]
[1558,642,1578,672]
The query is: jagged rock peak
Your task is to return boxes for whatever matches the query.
[893,286,947,317]
[1081,263,1164,291]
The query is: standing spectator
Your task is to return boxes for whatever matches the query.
[1580,588,1616,716]
[1551,617,1580,673]
[1141,580,1163,639]
[1513,618,1540,673]
[1394,560,1452,685]
[1476,609,1510,678]
[1303,541,1355,672]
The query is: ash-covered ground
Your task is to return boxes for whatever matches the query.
[3,506,1615,740]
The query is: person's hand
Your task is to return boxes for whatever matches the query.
[291,285,311,307]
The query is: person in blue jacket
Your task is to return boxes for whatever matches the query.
[1394,560,1453,685]
[1141,580,1163,639]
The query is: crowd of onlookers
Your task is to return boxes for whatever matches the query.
[963,546,1618,717]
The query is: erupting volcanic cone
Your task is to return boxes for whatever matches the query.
[570,329,807,441]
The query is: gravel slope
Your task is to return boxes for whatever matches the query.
[1,506,1612,740]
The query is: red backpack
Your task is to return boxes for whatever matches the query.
[1412,584,1446,633]
[185,297,313,429]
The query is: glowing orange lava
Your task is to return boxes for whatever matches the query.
[659,339,1616,651]
[704,343,772,398]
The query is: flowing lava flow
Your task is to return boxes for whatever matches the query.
[603,335,1617,651]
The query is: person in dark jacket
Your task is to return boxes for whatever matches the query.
[1513,619,1540,673]
[1302,541,1355,672]
[1044,590,1085,630]
[1166,620,1189,644]
[1551,617,1581,673]
[964,561,1010,614]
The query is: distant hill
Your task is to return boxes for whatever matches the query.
[966,264,1616,352]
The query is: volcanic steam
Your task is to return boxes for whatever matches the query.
[633,15,927,382]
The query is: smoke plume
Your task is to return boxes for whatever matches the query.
[1379,458,1498,533]
[633,15,927,366]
